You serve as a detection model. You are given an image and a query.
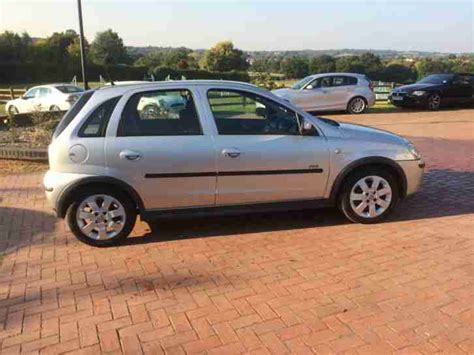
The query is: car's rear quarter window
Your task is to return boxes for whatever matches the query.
[53,91,94,138]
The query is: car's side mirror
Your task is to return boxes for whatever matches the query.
[299,117,316,136]
[305,85,314,90]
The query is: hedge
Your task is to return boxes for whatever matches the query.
[152,67,250,82]
[0,63,250,84]
[0,63,148,83]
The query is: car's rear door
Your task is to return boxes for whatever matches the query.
[203,87,329,205]
[105,86,217,210]
[328,76,357,109]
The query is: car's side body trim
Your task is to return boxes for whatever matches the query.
[144,168,324,179]
[140,198,332,221]
[329,156,408,202]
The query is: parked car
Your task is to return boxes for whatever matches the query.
[272,73,375,114]
[389,73,474,110]
[6,84,84,116]
[43,80,424,246]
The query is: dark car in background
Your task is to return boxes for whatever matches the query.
[389,73,474,110]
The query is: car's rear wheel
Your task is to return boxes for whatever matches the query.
[339,168,399,223]
[49,105,61,112]
[427,93,441,110]
[8,105,19,117]
[347,97,367,114]
[66,188,137,246]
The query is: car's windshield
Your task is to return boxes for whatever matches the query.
[291,76,314,90]
[56,85,84,94]
[418,74,454,84]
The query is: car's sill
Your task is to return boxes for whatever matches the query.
[141,199,332,221]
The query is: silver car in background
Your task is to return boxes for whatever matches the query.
[44,80,424,246]
[273,73,375,114]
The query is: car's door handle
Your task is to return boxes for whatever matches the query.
[222,148,241,158]
[119,150,142,161]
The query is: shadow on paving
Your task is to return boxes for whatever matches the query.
[0,206,56,254]
[122,168,474,246]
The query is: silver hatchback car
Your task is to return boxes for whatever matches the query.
[273,73,376,114]
[44,80,424,246]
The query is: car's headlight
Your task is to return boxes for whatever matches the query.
[411,90,426,96]
[407,143,422,160]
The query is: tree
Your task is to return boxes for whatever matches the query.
[358,52,383,77]
[335,56,365,73]
[378,64,417,83]
[134,49,164,69]
[0,31,32,63]
[280,56,310,78]
[200,41,248,72]
[309,55,336,73]
[415,58,451,79]
[90,29,128,65]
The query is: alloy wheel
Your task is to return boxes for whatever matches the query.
[350,97,366,113]
[349,175,392,218]
[428,94,441,110]
[76,194,126,240]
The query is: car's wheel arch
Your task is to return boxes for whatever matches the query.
[329,156,407,202]
[56,176,145,218]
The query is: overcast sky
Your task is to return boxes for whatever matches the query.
[1,0,473,52]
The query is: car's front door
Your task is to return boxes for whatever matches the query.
[292,77,333,111]
[105,88,217,210]
[21,88,39,112]
[451,75,473,103]
[205,88,329,205]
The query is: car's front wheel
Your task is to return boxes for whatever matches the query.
[49,105,61,112]
[66,188,137,246]
[8,105,19,117]
[347,97,367,114]
[339,168,399,223]
[427,93,441,110]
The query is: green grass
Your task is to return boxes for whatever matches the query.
[0,103,5,116]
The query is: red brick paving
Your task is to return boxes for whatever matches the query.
[0,109,473,354]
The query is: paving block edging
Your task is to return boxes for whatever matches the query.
[0,146,48,161]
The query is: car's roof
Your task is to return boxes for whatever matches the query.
[95,80,262,95]
[309,72,367,79]
[30,83,82,90]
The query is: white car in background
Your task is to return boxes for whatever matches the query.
[272,73,375,114]
[6,84,84,116]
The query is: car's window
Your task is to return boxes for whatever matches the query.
[454,75,471,86]
[53,91,94,139]
[38,88,51,98]
[307,77,332,89]
[207,89,301,135]
[79,97,121,137]
[292,76,314,90]
[24,88,38,99]
[332,76,358,86]
[118,89,202,136]
[418,74,454,84]
[56,85,84,94]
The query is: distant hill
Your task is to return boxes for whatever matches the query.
[127,46,461,59]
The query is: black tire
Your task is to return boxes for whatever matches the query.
[338,167,399,224]
[346,97,367,114]
[49,105,61,112]
[66,187,137,247]
[426,93,441,111]
[8,105,19,117]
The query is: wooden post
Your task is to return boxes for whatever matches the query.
[9,87,14,99]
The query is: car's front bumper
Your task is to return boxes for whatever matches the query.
[397,159,425,196]
[389,93,428,107]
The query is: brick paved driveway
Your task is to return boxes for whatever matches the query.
[0,109,473,354]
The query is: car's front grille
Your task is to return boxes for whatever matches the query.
[391,92,406,97]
